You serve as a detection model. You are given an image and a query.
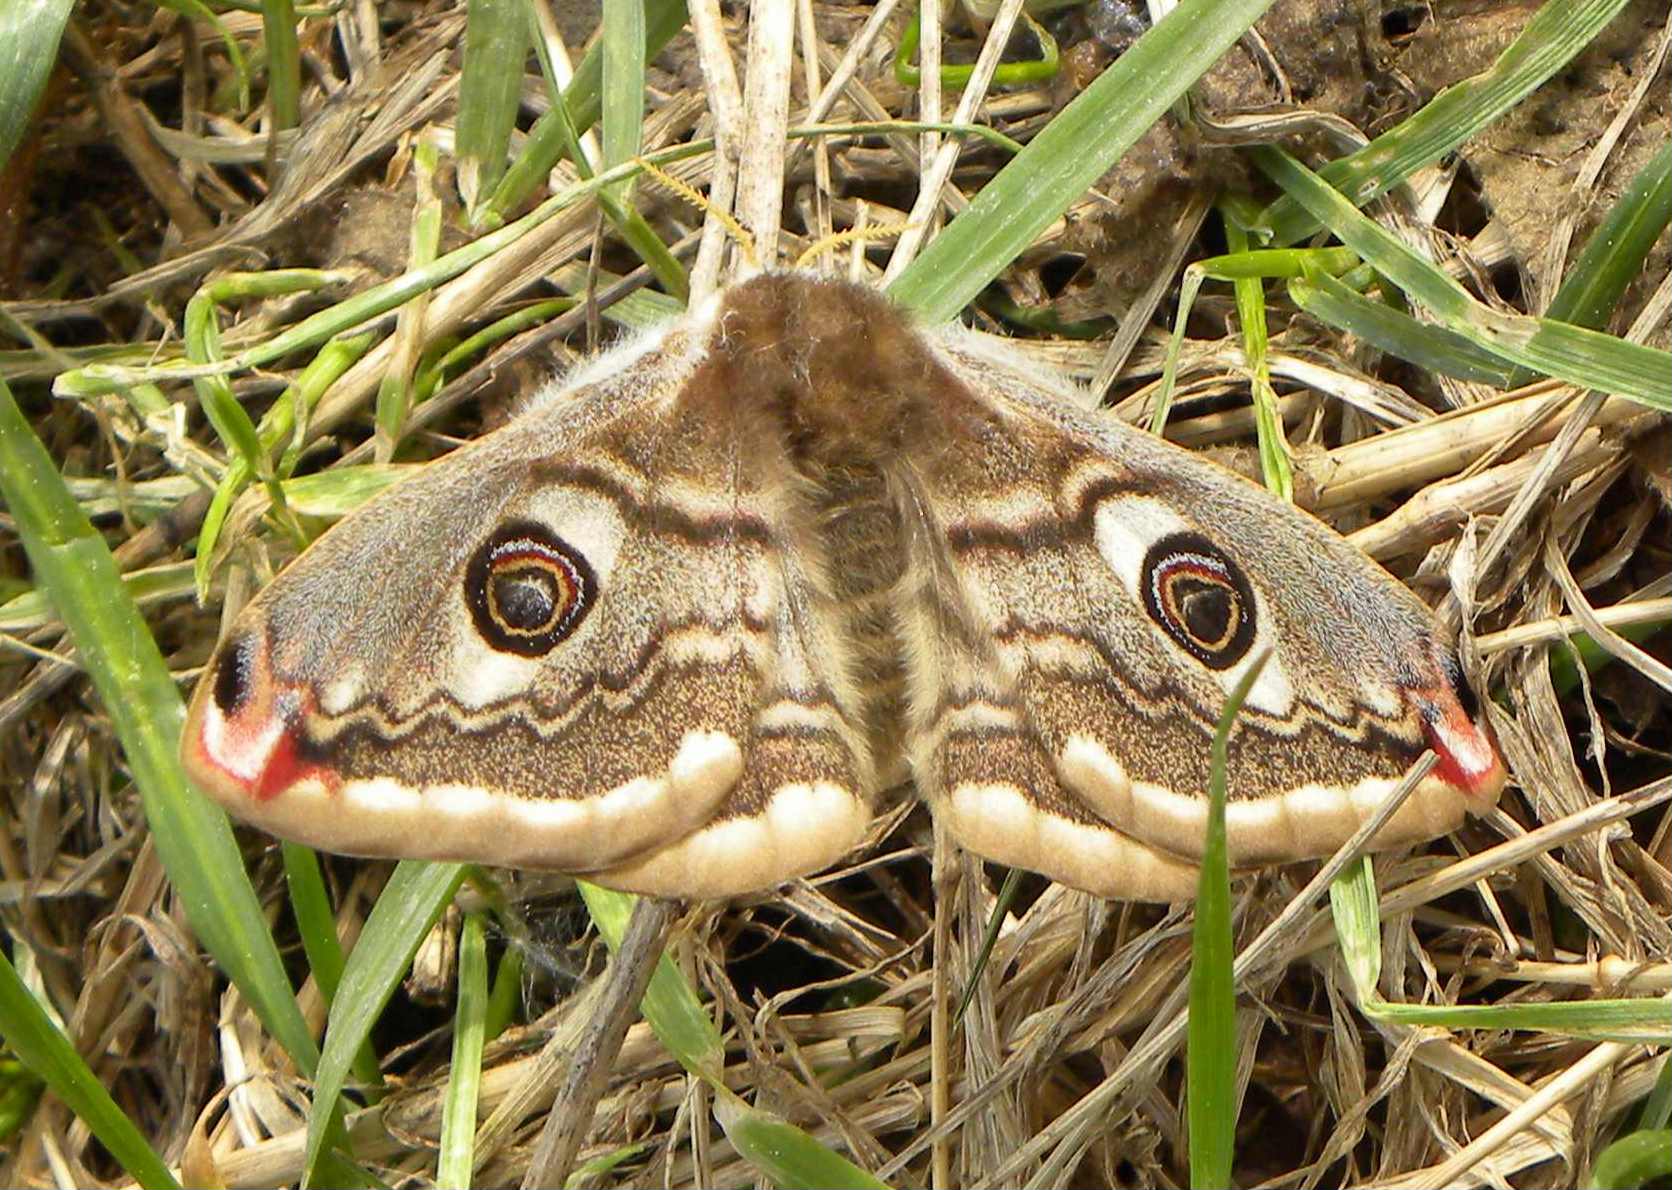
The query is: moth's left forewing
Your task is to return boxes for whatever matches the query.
[185,322,735,866]
[898,327,1505,898]
[183,305,876,896]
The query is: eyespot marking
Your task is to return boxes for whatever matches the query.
[465,521,597,656]
[1140,532,1255,670]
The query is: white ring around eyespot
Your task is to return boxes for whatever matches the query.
[1091,496,1296,717]
[447,492,624,708]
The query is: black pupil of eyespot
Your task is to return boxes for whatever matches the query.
[492,567,560,631]
[1175,578,1232,644]
[1139,532,1256,671]
[466,523,596,657]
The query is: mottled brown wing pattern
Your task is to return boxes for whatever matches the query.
[183,307,874,897]
[183,272,1505,901]
[893,329,1504,898]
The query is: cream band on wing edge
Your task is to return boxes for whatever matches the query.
[597,781,870,898]
[944,782,1201,902]
[1055,734,1470,865]
[205,729,745,872]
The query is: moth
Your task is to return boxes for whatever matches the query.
[182,272,1506,900]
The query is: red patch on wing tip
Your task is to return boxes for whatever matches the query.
[1409,687,1506,799]
[250,717,341,802]
[187,643,343,803]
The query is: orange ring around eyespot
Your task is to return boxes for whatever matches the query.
[1140,532,1256,670]
[465,521,597,656]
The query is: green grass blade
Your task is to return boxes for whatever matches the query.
[283,843,347,1004]
[1151,244,1362,431]
[457,0,526,210]
[302,860,466,1188]
[1591,1130,1672,1190]
[575,882,724,1078]
[184,293,266,474]
[1545,139,1672,330]
[0,379,320,1076]
[0,0,73,171]
[179,269,351,591]
[195,328,373,578]
[564,1142,651,1187]
[1252,145,1501,324]
[483,938,524,1043]
[0,949,179,1189]
[1256,0,1631,244]
[585,0,685,299]
[374,134,444,459]
[0,1057,44,1143]
[1188,650,1269,1189]
[601,0,645,188]
[1152,265,1207,433]
[438,912,490,1189]
[479,0,686,227]
[420,298,574,400]
[1636,1052,1672,1131]
[1288,266,1517,385]
[1253,146,1672,409]
[1327,856,1384,1000]
[1,561,195,634]
[1480,316,1671,410]
[1223,219,1292,499]
[1181,245,1363,282]
[1331,857,1665,1042]
[954,867,1023,1028]
[713,1093,891,1190]
[1362,997,1670,1042]
[282,843,383,1090]
[894,7,1060,88]
[261,0,301,129]
[888,0,1278,322]
[280,463,415,516]
[184,291,305,596]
